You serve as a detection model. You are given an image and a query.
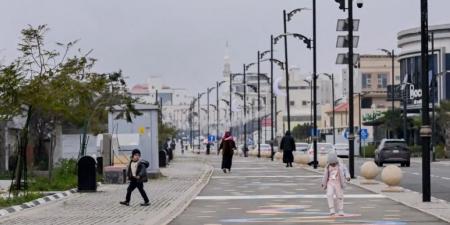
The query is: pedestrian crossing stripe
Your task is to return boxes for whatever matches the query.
[195,194,386,200]
[212,175,323,179]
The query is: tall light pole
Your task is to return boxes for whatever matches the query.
[243,64,248,157]
[206,87,215,154]
[379,49,396,112]
[216,81,226,151]
[420,0,431,202]
[304,79,313,143]
[322,73,336,144]
[283,10,291,132]
[197,92,205,150]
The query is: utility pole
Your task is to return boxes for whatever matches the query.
[283,10,291,132]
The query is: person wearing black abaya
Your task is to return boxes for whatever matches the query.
[218,131,236,173]
[280,131,295,167]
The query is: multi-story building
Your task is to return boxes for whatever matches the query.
[320,54,400,143]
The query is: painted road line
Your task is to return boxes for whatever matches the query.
[195,194,386,200]
[211,175,322,179]
[441,177,450,180]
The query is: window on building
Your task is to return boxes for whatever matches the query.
[361,97,372,109]
[290,101,295,106]
[377,73,388,88]
[362,73,371,89]
[302,101,308,106]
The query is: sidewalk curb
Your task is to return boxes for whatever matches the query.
[0,188,77,217]
[293,161,450,224]
[146,157,214,225]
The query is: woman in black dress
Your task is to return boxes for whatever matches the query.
[218,131,236,173]
[280,131,295,167]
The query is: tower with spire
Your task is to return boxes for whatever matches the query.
[223,41,231,80]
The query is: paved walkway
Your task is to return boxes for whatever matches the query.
[170,155,447,225]
[0,153,212,225]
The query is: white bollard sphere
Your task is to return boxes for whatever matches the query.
[275,152,283,161]
[299,154,310,165]
[381,165,403,187]
[319,156,328,168]
[360,161,380,180]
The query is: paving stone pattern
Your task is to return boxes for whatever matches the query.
[170,156,448,225]
[0,154,209,225]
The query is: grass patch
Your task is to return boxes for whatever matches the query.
[0,192,43,209]
[29,159,77,191]
[361,144,376,158]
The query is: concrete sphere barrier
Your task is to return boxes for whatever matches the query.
[294,153,309,165]
[319,156,328,168]
[360,161,380,184]
[274,152,283,161]
[381,165,404,192]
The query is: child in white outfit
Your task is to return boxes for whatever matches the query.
[321,152,351,216]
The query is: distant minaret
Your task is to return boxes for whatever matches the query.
[223,41,231,79]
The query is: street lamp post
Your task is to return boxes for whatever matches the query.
[206,87,215,155]
[216,81,226,151]
[304,79,313,143]
[283,10,291,132]
[379,48,396,140]
[243,64,248,157]
[197,92,205,150]
[322,73,336,144]
[257,51,261,158]
[420,0,431,202]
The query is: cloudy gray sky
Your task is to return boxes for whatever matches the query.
[1,0,450,95]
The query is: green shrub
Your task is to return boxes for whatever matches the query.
[29,159,78,191]
[409,145,422,157]
[435,144,446,159]
[361,144,376,158]
[0,193,43,208]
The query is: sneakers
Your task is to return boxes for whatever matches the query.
[338,211,345,216]
[223,169,227,173]
[119,201,129,206]
[140,202,150,206]
[120,201,151,206]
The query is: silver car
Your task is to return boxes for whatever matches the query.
[334,143,349,158]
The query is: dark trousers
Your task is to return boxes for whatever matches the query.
[125,180,149,203]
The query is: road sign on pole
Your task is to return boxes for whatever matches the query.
[360,128,369,140]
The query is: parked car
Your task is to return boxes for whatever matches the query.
[295,142,309,152]
[307,143,334,163]
[334,143,349,158]
[374,139,410,167]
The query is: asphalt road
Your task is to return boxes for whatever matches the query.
[170,155,446,225]
[350,157,450,201]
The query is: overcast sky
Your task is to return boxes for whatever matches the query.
[1,0,450,96]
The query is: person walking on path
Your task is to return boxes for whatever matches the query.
[120,149,150,206]
[163,138,172,164]
[321,152,351,216]
[280,131,295,167]
[169,139,176,160]
[218,131,236,173]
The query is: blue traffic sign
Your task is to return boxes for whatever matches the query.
[343,128,350,140]
[360,128,369,140]
[310,128,320,136]
[208,135,216,142]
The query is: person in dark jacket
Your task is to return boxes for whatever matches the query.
[120,149,150,206]
[280,131,295,167]
[218,131,236,173]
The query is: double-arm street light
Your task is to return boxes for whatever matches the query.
[206,87,215,154]
[216,81,226,151]
[303,79,313,143]
[276,7,317,167]
[197,92,206,150]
